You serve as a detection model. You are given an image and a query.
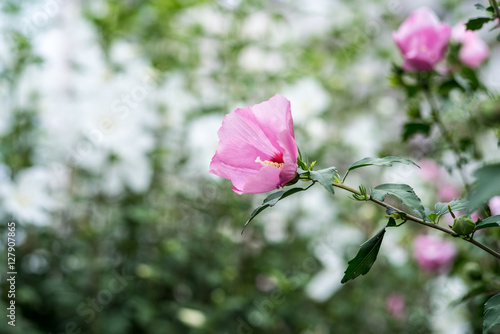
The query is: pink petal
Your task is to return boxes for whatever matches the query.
[215,107,281,169]
[413,235,457,273]
[489,196,500,215]
[250,94,295,148]
[393,7,451,71]
[209,94,299,194]
[459,32,489,68]
[277,130,298,186]
[240,166,282,194]
[209,158,258,193]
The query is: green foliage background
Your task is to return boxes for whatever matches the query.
[1,0,500,333]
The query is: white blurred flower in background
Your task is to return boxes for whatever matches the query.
[306,225,363,302]
[0,167,58,225]
[428,276,470,334]
[238,46,285,73]
[186,113,223,175]
[282,78,330,124]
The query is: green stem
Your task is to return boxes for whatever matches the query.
[341,170,350,183]
[490,0,500,23]
[423,89,471,193]
[331,181,500,260]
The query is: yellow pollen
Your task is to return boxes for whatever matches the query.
[255,157,284,169]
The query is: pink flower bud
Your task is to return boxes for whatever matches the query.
[393,7,451,71]
[413,235,457,274]
[452,23,489,68]
[209,94,298,194]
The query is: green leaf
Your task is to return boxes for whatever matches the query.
[341,227,386,284]
[475,215,500,230]
[484,293,500,334]
[347,156,419,172]
[387,217,397,227]
[309,167,338,194]
[428,213,438,222]
[474,4,494,13]
[457,67,482,91]
[371,183,426,219]
[468,164,500,211]
[242,187,308,233]
[466,17,493,31]
[438,79,465,96]
[474,4,486,11]
[434,198,469,217]
[402,122,431,141]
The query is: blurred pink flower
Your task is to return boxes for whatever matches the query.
[386,293,406,319]
[418,159,441,182]
[470,211,480,222]
[452,23,489,68]
[413,235,457,274]
[438,183,461,202]
[209,94,298,194]
[489,196,500,215]
[393,7,451,71]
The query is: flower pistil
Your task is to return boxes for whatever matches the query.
[255,157,284,169]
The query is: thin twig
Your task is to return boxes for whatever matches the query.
[331,182,500,260]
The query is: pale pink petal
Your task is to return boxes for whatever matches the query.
[413,235,457,274]
[241,166,282,194]
[215,107,281,168]
[459,31,489,68]
[277,130,298,186]
[250,94,295,148]
[418,159,441,182]
[209,158,258,193]
[489,196,500,215]
[209,95,299,194]
[393,7,451,71]
[451,22,467,42]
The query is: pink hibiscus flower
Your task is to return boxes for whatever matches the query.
[209,94,298,194]
[452,23,489,68]
[393,7,451,71]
